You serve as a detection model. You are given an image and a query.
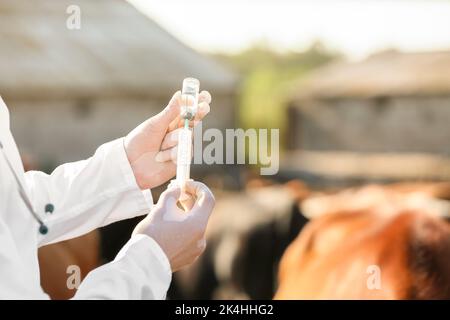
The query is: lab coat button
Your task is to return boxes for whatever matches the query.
[39,224,49,235]
[45,203,54,214]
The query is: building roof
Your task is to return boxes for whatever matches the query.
[291,50,450,102]
[0,0,237,99]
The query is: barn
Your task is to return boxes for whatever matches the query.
[283,50,450,186]
[0,0,238,173]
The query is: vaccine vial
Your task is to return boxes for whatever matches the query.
[180,78,200,120]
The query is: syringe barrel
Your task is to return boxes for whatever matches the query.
[181,78,200,120]
[176,127,193,186]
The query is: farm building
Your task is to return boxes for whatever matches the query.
[0,0,237,172]
[283,51,450,185]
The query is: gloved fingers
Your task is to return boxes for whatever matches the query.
[157,137,194,163]
[167,91,210,132]
[198,90,212,104]
[168,114,205,132]
[153,91,182,129]
[179,189,196,211]
[193,101,210,123]
[156,186,182,209]
[168,116,181,132]
[161,128,181,150]
[185,181,215,208]
[155,146,178,163]
[195,91,211,122]
[185,181,215,221]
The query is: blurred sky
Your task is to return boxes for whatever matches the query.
[128,0,450,60]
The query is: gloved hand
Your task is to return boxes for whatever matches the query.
[124,91,211,189]
[132,180,215,272]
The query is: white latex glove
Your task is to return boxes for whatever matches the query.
[124,91,211,189]
[132,180,215,272]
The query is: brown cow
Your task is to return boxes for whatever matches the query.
[275,183,450,299]
[38,230,100,299]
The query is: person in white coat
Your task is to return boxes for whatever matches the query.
[0,91,214,299]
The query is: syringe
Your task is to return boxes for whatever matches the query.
[175,119,193,187]
[171,78,200,196]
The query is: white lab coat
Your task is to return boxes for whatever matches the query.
[0,97,172,299]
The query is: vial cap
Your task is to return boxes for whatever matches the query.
[182,78,200,96]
